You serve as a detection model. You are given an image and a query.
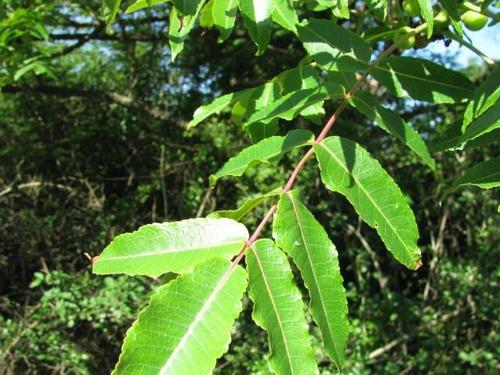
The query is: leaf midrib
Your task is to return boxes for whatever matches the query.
[159,264,236,373]
[303,24,470,97]
[317,142,413,262]
[287,192,341,363]
[250,245,296,374]
[98,240,244,262]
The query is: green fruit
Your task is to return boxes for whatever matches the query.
[461,10,488,31]
[392,26,416,50]
[403,0,421,17]
[434,10,450,28]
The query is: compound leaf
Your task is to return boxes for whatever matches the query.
[112,258,247,375]
[93,218,248,277]
[314,136,421,269]
[247,239,318,375]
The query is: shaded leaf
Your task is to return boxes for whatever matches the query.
[350,91,436,169]
[93,218,248,277]
[448,158,500,192]
[460,101,500,144]
[174,0,202,15]
[188,90,246,128]
[244,84,345,127]
[239,0,273,55]
[247,239,318,375]
[210,129,314,186]
[273,190,349,369]
[314,136,421,269]
[126,0,168,13]
[208,189,281,221]
[297,18,372,71]
[112,258,247,375]
[439,0,463,35]
[371,56,474,103]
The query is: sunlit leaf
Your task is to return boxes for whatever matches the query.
[273,190,349,369]
[239,0,273,55]
[247,239,318,375]
[93,218,248,277]
[112,258,247,374]
[272,0,299,33]
[125,0,168,13]
[314,136,421,269]
[212,0,239,41]
[463,65,500,130]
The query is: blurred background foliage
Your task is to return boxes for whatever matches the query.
[0,1,498,374]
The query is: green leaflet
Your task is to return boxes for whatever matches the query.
[316,0,349,19]
[126,0,168,13]
[188,90,246,128]
[239,0,273,55]
[314,136,421,269]
[439,0,463,36]
[208,188,281,221]
[103,0,122,28]
[272,0,299,33]
[199,0,215,27]
[247,121,280,142]
[350,91,436,170]
[173,0,201,15]
[431,103,500,152]
[297,18,372,71]
[112,258,247,375]
[210,129,314,186]
[416,0,434,38]
[448,158,500,193]
[231,64,321,126]
[273,191,349,369]
[460,101,500,145]
[244,84,345,128]
[92,218,248,277]
[463,65,500,130]
[169,1,205,61]
[371,56,474,104]
[212,0,238,42]
[247,239,318,375]
[365,0,388,20]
